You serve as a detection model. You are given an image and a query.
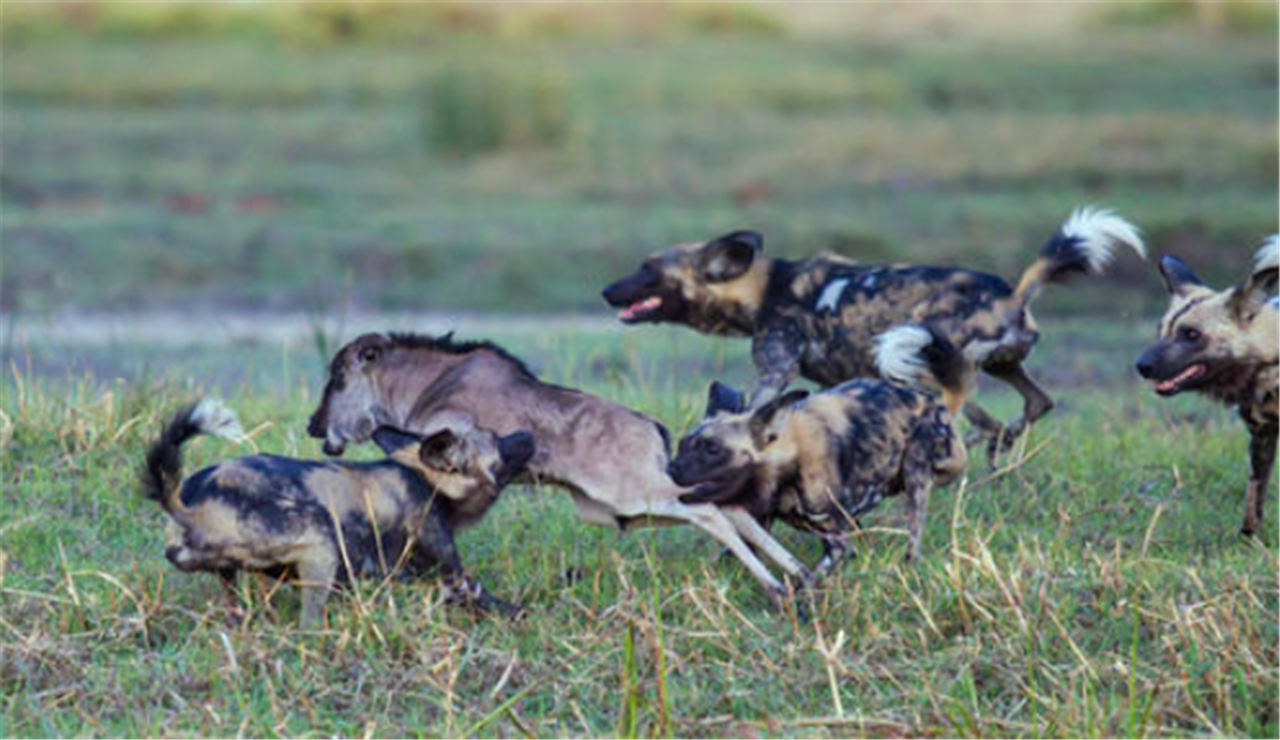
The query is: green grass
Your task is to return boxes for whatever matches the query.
[2,5,1276,315]
[1,4,1277,736]
[2,324,1277,738]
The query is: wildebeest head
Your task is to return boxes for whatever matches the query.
[309,333,395,456]
[602,231,768,336]
[668,382,809,502]
[1136,243,1279,401]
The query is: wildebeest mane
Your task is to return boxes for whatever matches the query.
[388,332,538,380]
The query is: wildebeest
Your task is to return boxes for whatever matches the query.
[145,399,535,625]
[307,332,813,605]
[602,208,1145,457]
[1136,237,1279,537]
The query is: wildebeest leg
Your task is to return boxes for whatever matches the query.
[982,363,1054,455]
[647,499,789,604]
[812,533,854,583]
[295,552,338,628]
[720,506,812,586]
[1242,424,1278,538]
[419,513,521,617]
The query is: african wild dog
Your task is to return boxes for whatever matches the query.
[669,324,972,579]
[307,332,814,606]
[145,400,535,625]
[603,208,1145,456]
[1136,237,1279,537]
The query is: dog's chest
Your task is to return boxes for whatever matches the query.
[1241,364,1279,429]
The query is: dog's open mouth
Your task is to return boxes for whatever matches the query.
[618,296,663,322]
[1154,363,1206,396]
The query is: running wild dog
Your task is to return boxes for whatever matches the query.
[1136,237,1279,537]
[603,208,1145,455]
[145,400,535,625]
[670,325,972,578]
[307,333,814,605]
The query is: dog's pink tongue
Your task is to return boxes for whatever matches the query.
[1155,364,1204,393]
[619,296,662,320]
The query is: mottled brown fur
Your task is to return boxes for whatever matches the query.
[146,404,534,625]
[1137,244,1279,536]
[604,215,1143,458]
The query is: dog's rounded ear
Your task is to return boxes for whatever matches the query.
[1229,236,1279,323]
[1159,255,1205,297]
[748,389,809,448]
[372,426,423,456]
[419,429,462,471]
[699,231,762,283]
[705,381,746,417]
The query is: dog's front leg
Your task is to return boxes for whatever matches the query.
[295,553,338,628]
[1242,423,1278,538]
[812,534,854,583]
[749,326,802,408]
[419,514,521,617]
[217,568,248,626]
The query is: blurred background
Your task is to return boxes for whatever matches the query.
[2,0,1277,389]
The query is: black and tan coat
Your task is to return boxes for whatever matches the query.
[144,400,535,625]
[670,325,972,579]
[1136,237,1279,537]
[604,208,1145,455]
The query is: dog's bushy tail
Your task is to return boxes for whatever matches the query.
[1014,207,1146,305]
[142,399,243,515]
[1254,235,1278,277]
[875,325,974,415]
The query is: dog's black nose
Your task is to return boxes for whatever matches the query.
[1135,351,1157,379]
[164,546,182,564]
[306,413,324,439]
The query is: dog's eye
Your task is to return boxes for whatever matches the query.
[359,347,381,364]
[1178,326,1202,343]
[698,438,724,458]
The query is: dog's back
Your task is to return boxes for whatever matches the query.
[169,454,430,581]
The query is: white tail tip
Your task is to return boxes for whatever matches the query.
[1061,206,1147,270]
[875,325,933,388]
[191,399,245,442]
[1254,235,1278,275]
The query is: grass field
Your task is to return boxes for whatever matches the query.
[3,320,1278,738]
[2,3,1278,738]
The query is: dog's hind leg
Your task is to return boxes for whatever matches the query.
[982,363,1054,455]
[1242,424,1277,538]
[902,425,942,563]
[720,506,812,586]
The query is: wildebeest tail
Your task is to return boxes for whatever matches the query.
[142,399,243,515]
[875,325,973,415]
[1014,207,1146,305]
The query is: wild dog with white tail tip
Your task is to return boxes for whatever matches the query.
[603,207,1146,457]
[670,325,972,580]
[143,400,535,625]
[1136,237,1279,537]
